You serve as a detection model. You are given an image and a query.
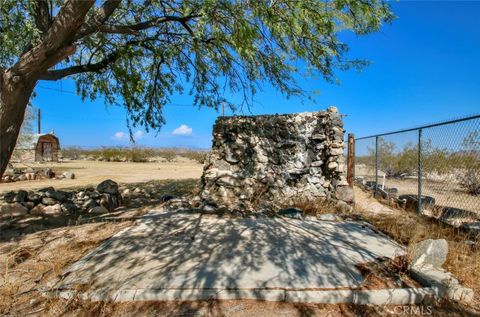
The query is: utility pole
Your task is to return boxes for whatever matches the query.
[222,102,225,116]
[38,109,41,134]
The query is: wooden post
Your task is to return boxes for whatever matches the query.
[347,133,355,187]
[38,109,41,134]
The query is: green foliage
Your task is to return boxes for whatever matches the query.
[1,0,394,134]
[360,133,480,178]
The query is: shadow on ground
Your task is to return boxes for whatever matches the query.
[0,179,199,242]
[57,211,405,295]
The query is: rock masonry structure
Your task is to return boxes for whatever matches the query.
[0,179,122,217]
[199,107,353,211]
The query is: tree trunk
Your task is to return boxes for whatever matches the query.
[0,70,36,178]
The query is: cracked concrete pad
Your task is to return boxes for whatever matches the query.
[54,211,405,299]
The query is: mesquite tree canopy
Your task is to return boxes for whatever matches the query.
[0,0,393,133]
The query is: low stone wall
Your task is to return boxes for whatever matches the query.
[0,180,122,217]
[200,107,353,211]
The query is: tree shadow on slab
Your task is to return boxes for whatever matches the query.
[54,212,405,302]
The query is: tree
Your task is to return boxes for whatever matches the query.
[10,104,37,162]
[0,0,394,177]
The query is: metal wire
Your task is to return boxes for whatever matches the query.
[354,114,480,216]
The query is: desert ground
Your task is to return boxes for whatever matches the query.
[355,164,480,215]
[0,158,203,194]
[1,160,479,316]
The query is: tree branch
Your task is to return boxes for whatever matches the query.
[38,36,158,81]
[33,0,52,34]
[75,0,122,40]
[11,0,96,79]
[39,51,120,81]
[93,14,200,36]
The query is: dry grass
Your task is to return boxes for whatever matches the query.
[362,212,480,299]
[0,221,132,316]
[351,186,480,309]
[284,197,342,216]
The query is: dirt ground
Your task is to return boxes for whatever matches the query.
[1,162,479,316]
[355,164,480,216]
[1,157,203,194]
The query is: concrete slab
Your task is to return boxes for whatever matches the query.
[53,210,407,301]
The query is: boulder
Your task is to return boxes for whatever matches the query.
[336,186,354,204]
[82,199,97,210]
[63,172,75,179]
[100,193,120,212]
[45,168,55,178]
[21,201,35,210]
[3,191,15,203]
[45,190,67,202]
[38,186,55,193]
[1,203,28,216]
[96,179,119,195]
[14,190,28,203]
[42,197,58,206]
[25,172,36,180]
[27,192,42,204]
[89,206,109,214]
[89,191,102,199]
[410,239,448,269]
[43,204,62,215]
[161,195,175,202]
[278,207,303,219]
[30,204,46,215]
[61,202,79,213]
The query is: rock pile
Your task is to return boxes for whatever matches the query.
[2,166,75,183]
[199,107,354,211]
[0,179,122,217]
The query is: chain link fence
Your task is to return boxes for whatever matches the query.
[353,115,480,222]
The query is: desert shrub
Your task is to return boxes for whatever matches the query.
[126,147,154,162]
[99,147,123,162]
[180,151,208,164]
[457,170,480,195]
[156,150,177,162]
[61,146,88,160]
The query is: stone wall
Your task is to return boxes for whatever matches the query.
[200,107,353,211]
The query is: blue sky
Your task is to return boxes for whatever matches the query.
[34,1,480,149]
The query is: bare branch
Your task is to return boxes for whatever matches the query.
[94,14,200,36]
[39,51,120,81]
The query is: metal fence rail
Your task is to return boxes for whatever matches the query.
[352,114,480,217]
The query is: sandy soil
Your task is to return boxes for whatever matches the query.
[1,158,203,193]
